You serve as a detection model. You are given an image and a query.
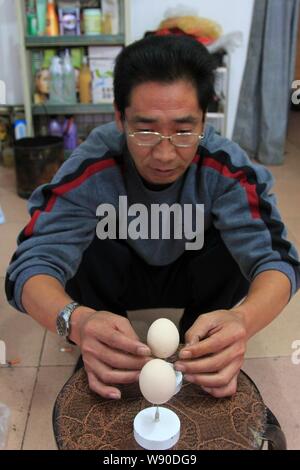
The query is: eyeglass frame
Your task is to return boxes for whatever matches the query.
[126,129,205,148]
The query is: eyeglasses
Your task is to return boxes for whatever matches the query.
[127,131,204,148]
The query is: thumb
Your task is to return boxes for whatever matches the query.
[116,316,150,350]
[184,313,216,346]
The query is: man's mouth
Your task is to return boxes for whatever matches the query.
[153,168,175,173]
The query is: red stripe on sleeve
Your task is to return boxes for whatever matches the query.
[203,156,261,219]
[24,158,117,238]
[24,210,42,237]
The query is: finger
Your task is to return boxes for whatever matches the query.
[180,323,245,359]
[202,374,239,398]
[87,362,140,396]
[99,328,151,357]
[184,314,217,346]
[115,316,141,341]
[184,359,242,388]
[92,341,152,370]
[175,341,246,374]
[87,371,121,400]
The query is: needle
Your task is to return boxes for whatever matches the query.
[154,405,160,422]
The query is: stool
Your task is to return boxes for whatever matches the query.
[52,367,286,450]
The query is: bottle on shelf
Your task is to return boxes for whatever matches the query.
[79,56,92,104]
[26,0,38,36]
[13,107,27,141]
[48,116,62,136]
[49,55,64,104]
[36,0,47,36]
[46,0,59,36]
[62,116,77,150]
[62,49,77,104]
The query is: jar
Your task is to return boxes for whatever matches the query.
[83,9,101,35]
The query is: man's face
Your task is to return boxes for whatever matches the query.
[115,80,204,185]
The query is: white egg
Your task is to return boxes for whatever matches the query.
[147,318,180,358]
[139,359,176,404]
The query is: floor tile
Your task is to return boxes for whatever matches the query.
[0,187,29,224]
[243,357,300,450]
[0,222,25,276]
[22,366,74,450]
[40,330,80,367]
[245,292,300,358]
[0,166,17,193]
[0,278,46,367]
[286,217,300,246]
[0,367,37,450]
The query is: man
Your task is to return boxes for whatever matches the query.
[5,36,300,400]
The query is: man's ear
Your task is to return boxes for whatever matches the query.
[114,103,125,133]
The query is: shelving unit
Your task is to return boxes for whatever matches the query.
[206,63,230,137]
[16,0,228,138]
[32,103,114,115]
[25,34,125,48]
[16,0,130,136]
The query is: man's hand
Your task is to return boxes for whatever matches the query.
[74,311,151,400]
[175,310,247,398]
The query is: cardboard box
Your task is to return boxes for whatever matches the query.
[88,46,122,103]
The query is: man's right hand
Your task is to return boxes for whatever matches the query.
[70,310,152,400]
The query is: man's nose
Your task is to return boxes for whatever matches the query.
[152,138,177,163]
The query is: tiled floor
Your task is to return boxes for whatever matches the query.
[0,112,300,450]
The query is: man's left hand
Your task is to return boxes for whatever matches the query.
[174,309,248,398]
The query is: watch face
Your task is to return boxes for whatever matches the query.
[56,314,67,336]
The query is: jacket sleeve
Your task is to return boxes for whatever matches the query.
[211,160,300,297]
[5,158,100,313]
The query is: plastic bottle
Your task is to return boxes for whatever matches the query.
[49,56,64,104]
[46,0,59,36]
[79,57,92,103]
[62,117,77,150]
[62,50,77,104]
[27,0,38,36]
[14,107,27,140]
[36,0,47,36]
[48,116,62,136]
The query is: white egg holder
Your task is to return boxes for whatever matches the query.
[134,406,180,451]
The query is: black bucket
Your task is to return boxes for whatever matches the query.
[14,136,64,199]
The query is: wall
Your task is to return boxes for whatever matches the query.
[128,0,255,138]
[0,0,23,105]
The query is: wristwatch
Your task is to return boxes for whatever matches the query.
[56,301,80,340]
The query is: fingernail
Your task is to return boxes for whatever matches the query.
[175,363,186,372]
[184,374,194,383]
[180,350,192,359]
[137,346,151,356]
[108,392,121,400]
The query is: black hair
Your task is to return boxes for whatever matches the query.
[114,35,216,119]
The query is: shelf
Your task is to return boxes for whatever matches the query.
[32,104,115,115]
[26,34,125,48]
